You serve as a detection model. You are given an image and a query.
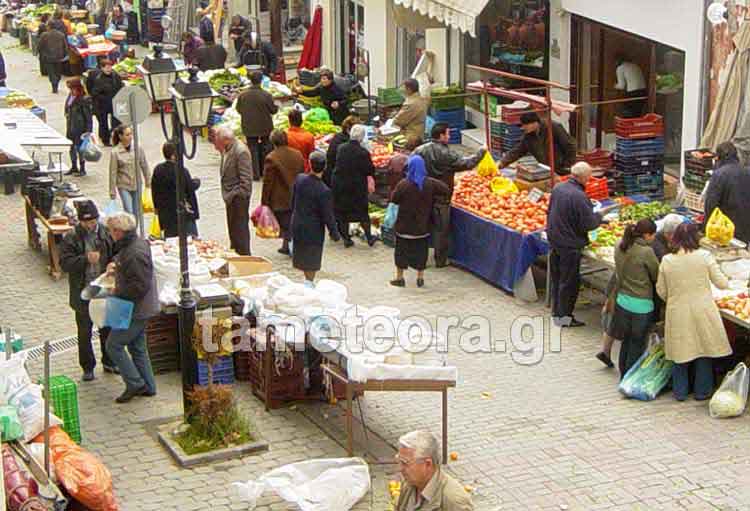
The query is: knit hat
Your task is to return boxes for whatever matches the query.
[75,200,99,221]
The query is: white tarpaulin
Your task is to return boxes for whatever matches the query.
[393,0,490,36]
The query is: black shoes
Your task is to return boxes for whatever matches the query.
[115,385,148,403]
[344,239,354,248]
[389,278,405,287]
[82,370,95,382]
[64,168,78,176]
[566,318,586,328]
[103,364,120,375]
[278,246,290,255]
[417,278,424,288]
[596,352,614,368]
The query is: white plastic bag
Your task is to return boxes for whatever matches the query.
[232,458,370,511]
[710,362,749,418]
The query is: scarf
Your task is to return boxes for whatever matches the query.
[406,155,427,191]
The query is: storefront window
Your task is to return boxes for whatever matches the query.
[257,0,311,49]
[337,0,364,74]
[465,0,549,80]
[396,27,425,84]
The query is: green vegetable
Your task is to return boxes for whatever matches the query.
[113,57,141,75]
[207,70,241,91]
[619,345,674,400]
[619,202,673,223]
[656,73,683,91]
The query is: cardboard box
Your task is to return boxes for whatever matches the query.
[226,256,273,277]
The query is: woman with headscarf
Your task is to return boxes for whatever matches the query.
[389,155,450,287]
[332,124,376,247]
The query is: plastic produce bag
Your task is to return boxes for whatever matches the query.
[383,203,399,230]
[706,207,735,246]
[0,405,23,442]
[141,189,154,214]
[232,458,370,511]
[103,297,134,330]
[490,176,518,196]
[251,205,281,239]
[78,133,102,162]
[710,362,749,418]
[477,151,498,177]
[618,335,673,401]
[103,199,121,217]
[149,215,161,238]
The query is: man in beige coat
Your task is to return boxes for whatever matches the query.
[395,430,473,511]
[393,79,429,141]
[214,126,253,255]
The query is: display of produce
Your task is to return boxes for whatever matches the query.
[204,69,243,92]
[656,73,683,92]
[452,172,549,234]
[5,91,35,109]
[618,201,673,222]
[301,107,340,136]
[112,57,140,75]
[369,141,393,168]
[715,293,750,322]
[589,221,626,250]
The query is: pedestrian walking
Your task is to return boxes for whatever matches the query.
[109,125,150,218]
[236,70,277,180]
[151,142,200,238]
[389,155,450,288]
[657,223,732,401]
[64,78,94,177]
[214,126,253,255]
[262,129,305,255]
[290,152,341,283]
[610,219,659,378]
[286,109,315,172]
[89,59,123,146]
[324,115,358,187]
[104,212,159,403]
[38,21,68,93]
[197,7,215,45]
[59,200,118,381]
[387,135,423,198]
[332,124,376,247]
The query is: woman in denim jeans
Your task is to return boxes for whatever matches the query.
[610,219,659,379]
[108,125,150,220]
[657,223,732,401]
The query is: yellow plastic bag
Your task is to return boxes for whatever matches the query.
[141,189,154,214]
[476,151,498,177]
[490,176,518,196]
[706,207,735,246]
[149,215,161,238]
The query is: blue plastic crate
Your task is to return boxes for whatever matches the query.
[615,160,664,175]
[197,356,235,386]
[432,107,466,125]
[380,226,395,247]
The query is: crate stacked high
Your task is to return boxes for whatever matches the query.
[489,118,523,160]
[431,86,465,145]
[577,149,613,199]
[613,114,665,199]
[683,149,715,212]
[145,313,180,374]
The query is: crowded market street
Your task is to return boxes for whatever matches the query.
[1,26,750,511]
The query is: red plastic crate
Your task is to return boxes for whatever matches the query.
[559,175,609,200]
[615,114,664,139]
[577,149,613,170]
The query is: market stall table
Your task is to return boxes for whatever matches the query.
[0,108,72,176]
[24,195,72,280]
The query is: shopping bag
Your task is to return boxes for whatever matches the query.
[141,188,154,214]
[490,176,518,196]
[367,175,375,194]
[78,132,102,162]
[0,405,24,442]
[149,215,161,238]
[476,151,498,177]
[383,203,399,230]
[251,205,281,238]
[710,362,749,418]
[103,199,121,217]
[618,334,673,401]
[102,296,134,330]
[706,207,735,246]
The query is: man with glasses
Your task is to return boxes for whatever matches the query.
[395,430,473,510]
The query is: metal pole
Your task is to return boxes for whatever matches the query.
[483,80,490,152]
[130,93,145,238]
[43,340,50,478]
[545,85,556,184]
[172,105,197,420]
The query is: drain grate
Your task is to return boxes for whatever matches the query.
[19,334,90,362]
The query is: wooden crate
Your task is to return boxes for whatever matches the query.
[145,313,180,374]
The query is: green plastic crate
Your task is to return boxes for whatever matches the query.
[377,87,404,107]
[0,337,23,353]
[41,375,82,444]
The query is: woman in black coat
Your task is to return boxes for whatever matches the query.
[64,78,94,176]
[332,124,376,247]
[290,151,341,283]
[324,115,357,187]
[151,142,200,238]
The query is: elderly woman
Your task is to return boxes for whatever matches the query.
[333,124,376,247]
[657,223,732,401]
[109,124,150,218]
[263,129,305,255]
[389,155,449,288]
[104,212,159,403]
[324,115,358,187]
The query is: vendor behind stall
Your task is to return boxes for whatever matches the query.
[391,78,428,140]
[500,112,576,176]
[296,70,348,125]
[194,40,228,71]
[704,141,750,244]
[614,55,647,119]
[229,14,252,56]
[237,31,278,77]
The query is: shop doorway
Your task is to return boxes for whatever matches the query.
[396,27,426,85]
[570,15,685,174]
[335,0,365,75]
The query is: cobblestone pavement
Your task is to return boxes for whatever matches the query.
[2,38,750,511]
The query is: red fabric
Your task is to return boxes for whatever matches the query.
[298,6,322,71]
[287,127,316,172]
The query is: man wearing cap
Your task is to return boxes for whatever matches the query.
[60,200,118,381]
[500,112,577,176]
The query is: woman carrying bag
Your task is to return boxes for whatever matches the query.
[64,77,94,177]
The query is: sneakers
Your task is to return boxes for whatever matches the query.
[115,384,148,404]
[416,278,425,288]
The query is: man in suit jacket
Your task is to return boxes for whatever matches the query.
[214,126,253,255]
[236,70,278,180]
[392,78,428,140]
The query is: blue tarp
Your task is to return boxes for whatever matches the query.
[450,206,549,293]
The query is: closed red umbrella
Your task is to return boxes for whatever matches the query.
[298,5,322,71]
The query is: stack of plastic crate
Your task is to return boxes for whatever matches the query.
[46,376,82,444]
[614,114,665,199]
[683,149,715,194]
[489,118,523,160]
[197,355,235,386]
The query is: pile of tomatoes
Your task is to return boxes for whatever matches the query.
[370,142,394,168]
[452,172,550,234]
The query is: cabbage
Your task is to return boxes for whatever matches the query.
[710,390,745,418]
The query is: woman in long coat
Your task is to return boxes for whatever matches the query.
[656,223,732,401]
[324,115,357,187]
[332,124,375,247]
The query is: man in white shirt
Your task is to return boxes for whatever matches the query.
[614,55,647,118]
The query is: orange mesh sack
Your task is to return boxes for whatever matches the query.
[33,427,118,511]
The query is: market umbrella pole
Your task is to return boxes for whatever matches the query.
[130,93,145,238]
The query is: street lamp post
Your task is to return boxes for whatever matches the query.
[138,47,217,419]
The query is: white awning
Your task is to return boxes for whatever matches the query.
[393,0,490,36]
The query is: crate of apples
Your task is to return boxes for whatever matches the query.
[715,293,750,321]
[452,172,549,234]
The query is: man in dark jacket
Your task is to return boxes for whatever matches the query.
[104,211,159,403]
[90,59,123,146]
[60,201,118,381]
[501,112,577,176]
[215,126,254,255]
[414,123,485,267]
[229,14,253,56]
[547,162,608,327]
[704,141,750,244]
[151,142,200,238]
[38,21,68,93]
[238,32,278,76]
[298,70,348,125]
[194,42,228,71]
[237,71,278,180]
[198,8,215,45]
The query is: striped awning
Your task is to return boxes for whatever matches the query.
[393,0,491,36]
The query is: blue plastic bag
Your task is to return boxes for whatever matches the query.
[103,296,134,330]
[424,116,435,139]
[79,132,102,162]
[383,203,399,230]
[103,199,121,217]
